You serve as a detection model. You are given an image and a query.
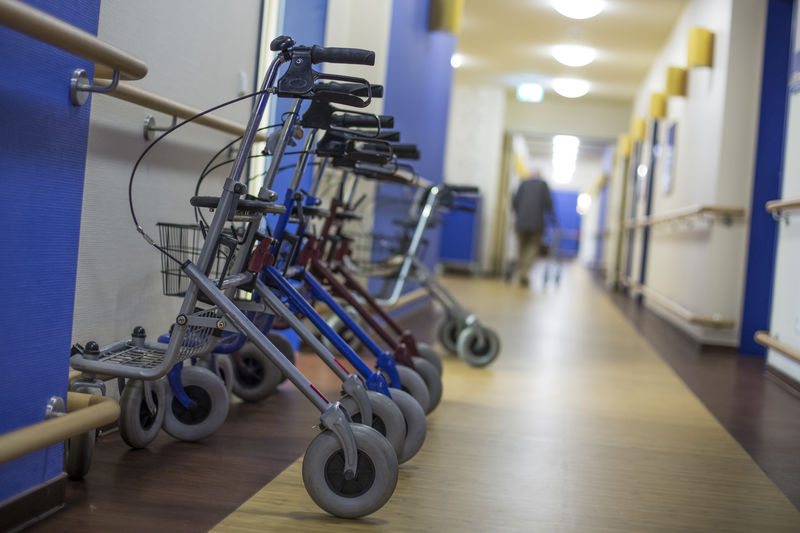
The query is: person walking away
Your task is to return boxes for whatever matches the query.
[512,171,554,287]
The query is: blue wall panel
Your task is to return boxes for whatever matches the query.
[739,0,794,355]
[550,190,581,257]
[0,0,99,501]
[370,0,456,293]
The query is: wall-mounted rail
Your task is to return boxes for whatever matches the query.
[754,331,800,364]
[94,78,267,142]
[640,285,734,328]
[0,0,147,80]
[0,392,119,465]
[765,198,800,222]
[624,205,746,229]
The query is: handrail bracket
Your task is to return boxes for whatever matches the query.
[70,68,120,106]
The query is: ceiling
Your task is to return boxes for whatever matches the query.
[454,0,689,104]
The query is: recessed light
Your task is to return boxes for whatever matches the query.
[552,78,590,98]
[577,193,592,214]
[551,0,603,20]
[517,83,544,102]
[450,53,464,69]
[552,44,597,67]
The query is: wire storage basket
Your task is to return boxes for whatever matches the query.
[157,222,233,297]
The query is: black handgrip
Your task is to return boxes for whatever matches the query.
[313,81,383,98]
[389,144,420,160]
[444,184,480,194]
[332,114,394,128]
[310,45,375,66]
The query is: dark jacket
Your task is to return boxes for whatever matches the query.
[512,177,553,232]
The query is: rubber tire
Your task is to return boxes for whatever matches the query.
[302,423,398,518]
[162,365,229,442]
[119,379,166,449]
[267,331,296,384]
[416,341,443,375]
[64,386,95,480]
[411,356,443,414]
[394,365,430,414]
[339,390,406,461]
[322,305,364,354]
[231,342,284,402]
[204,354,234,398]
[456,325,501,368]
[388,389,427,463]
[437,316,461,354]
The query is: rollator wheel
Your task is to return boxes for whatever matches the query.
[437,316,462,354]
[380,365,430,414]
[388,389,427,463]
[302,424,398,518]
[339,390,406,460]
[231,342,284,402]
[203,354,234,398]
[119,379,166,449]
[267,331,296,384]
[64,386,95,479]
[411,357,443,414]
[64,428,95,479]
[162,366,229,442]
[416,341,443,375]
[456,326,501,368]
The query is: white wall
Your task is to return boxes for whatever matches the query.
[505,94,631,140]
[72,1,263,345]
[767,5,800,381]
[625,0,766,345]
[443,85,507,272]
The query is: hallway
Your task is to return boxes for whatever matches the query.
[211,267,800,532]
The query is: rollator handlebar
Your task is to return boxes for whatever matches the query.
[310,45,375,66]
[442,184,479,195]
[362,143,419,160]
[332,113,394,128]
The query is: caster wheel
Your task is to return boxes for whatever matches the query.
[303,424,398,518]
[267,331,296,384]
[456,326,501,367]
[416,341,442,375]
[231,342,285,402]
[437,316,462,354]
[381,365,430,414]
[119,379,166,449]
[64,387,95,479]
[339,390,406,461]
[388,389,427,463]
[203,354,234,398]
[411,356,442,414]
[322,306,364,354]
[162,366,229,442]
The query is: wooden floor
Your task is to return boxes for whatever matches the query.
[30,266,800,531]
[213,267,799,532]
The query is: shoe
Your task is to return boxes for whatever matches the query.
[520,278,530,287]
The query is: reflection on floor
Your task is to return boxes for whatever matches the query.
[213,267,800,532]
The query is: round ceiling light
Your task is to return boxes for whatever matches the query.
[450,53,464,69]
[517,83,544,102]
[551,0,603,20]
[552,44,597,67]
[552,78,590,98]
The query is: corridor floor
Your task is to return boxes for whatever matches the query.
[213,267,800,532]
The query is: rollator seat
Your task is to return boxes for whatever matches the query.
[190,195,286,220]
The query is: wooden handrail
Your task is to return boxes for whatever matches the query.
[95,78,267,142]
[0,0,147,80]
[0,392,119,465]
[640,285,734,328]
[765,198,800,216]
[383,287,429,311]
[754,331,800,364]
[625,205,746,229]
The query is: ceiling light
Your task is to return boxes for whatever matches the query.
[450,53,464,69]
[552,78,590,98]
[552,44,597,67]
[577,193,592,214]
[551,0,603,20]
[516,83,544,102]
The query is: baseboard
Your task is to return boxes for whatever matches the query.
[0,473,66,532]
[766,365,800,397]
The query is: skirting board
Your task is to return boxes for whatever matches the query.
[0,473,66,532]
